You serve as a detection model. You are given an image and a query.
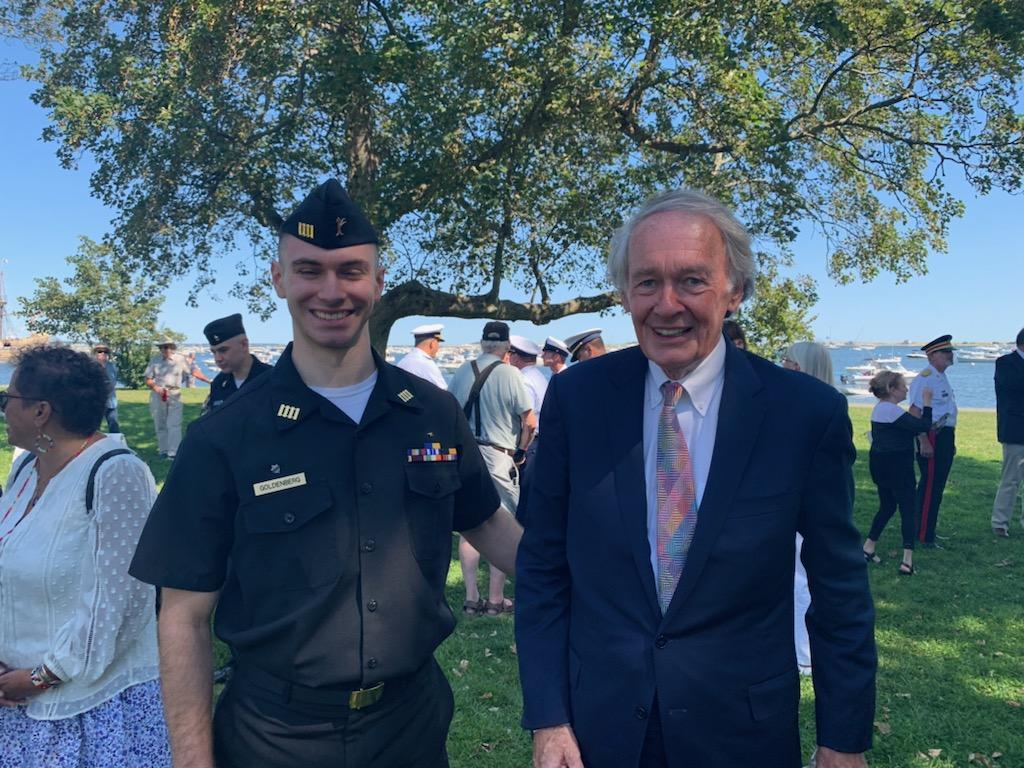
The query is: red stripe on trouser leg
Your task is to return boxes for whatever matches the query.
[919,431,937,542]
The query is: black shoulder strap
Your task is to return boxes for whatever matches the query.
[85,448,134,515]
[8,452,37,489]
[462,361,503,438]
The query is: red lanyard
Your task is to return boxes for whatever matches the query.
[0,459,39,544]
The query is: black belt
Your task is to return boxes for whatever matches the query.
[476,440,516,457]
[231,663,423,715]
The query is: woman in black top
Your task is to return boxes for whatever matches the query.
[863,371,933,575]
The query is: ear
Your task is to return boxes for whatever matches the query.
[270,259,286,299]
[374,266,385,299]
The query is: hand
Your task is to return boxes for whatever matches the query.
[533,724,584,768]
[814,746,868,767]
[918,435,934,458]
[0,668,42,707]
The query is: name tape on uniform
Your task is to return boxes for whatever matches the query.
[253,472,307,496]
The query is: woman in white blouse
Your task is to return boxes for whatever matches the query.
[0,345,170,766]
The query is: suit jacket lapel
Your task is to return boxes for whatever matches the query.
[663,342,767,623]
[609,346,661,619]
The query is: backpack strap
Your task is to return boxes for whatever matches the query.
[85,448,134,515]
[462,361,502,438]
[7,452,37,491]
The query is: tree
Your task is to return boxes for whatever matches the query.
[16,0,1024,350]
[18,237,181,387]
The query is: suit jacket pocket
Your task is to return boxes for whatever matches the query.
[747,668,799,722]
[727,490,797,519]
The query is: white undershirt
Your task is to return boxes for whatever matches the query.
[643,337,727,579]
[310,371,378,424]
[233,375,246,389]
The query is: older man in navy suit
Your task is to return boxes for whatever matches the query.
[515,189,876,768]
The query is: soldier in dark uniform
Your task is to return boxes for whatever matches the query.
[201,313,273,414]
[129,180,521,768]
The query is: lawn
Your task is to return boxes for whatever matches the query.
[1,394,1021,767]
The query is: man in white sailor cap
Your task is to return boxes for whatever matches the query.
[508,335,549,424]
[541,337,570,375]
[396,323,447,390]
[564,328,606,363]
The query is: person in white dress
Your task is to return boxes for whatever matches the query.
[781,341,834,676]
[395,323,447,390]
[0,345,169,767]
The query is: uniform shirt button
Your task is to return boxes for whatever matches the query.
[283,512,296,524]
[367,658,378,669]
[360,482,373,495]
[655,635,667,649]
[634,706,648,720]
[367,600,378,612]
[362,539,376,552]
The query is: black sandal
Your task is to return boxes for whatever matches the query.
[463,599,484,616]
[898,562,915,576]
[863,550,882,564]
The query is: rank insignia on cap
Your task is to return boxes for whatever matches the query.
[397,389,413,403]
[297,222,315,239]
[336,217,347,236]
[277,404,301,420]
[407,443,459,463]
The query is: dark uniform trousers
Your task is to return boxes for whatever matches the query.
[214,659,454,768]
[868,450,918,549]
[916,427,955,543]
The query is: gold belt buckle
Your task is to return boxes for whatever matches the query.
[348,682,384,710]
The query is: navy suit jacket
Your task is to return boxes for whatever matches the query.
[995,351,1024,445]
[515,341,876,768]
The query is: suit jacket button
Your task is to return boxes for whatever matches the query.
[634,706,647,720]
[655,635,667,649]
[360,482,373,494]
[367,657,378,669]
[283,512,296,524]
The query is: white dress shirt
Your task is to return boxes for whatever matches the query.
[396,347,447,390]
[908,363,957,427]
[643,337,727,578]
[520,364,549,426]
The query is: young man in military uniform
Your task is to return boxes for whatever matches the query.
[541,336,569,375]
[130,180,521,768]
[201,313,273,414]
[908,334,958,547]
[564,327,606,362]
[395,323,448,390]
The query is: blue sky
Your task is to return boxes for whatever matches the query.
[2,39,1021,347]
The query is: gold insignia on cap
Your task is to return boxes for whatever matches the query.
[277,404,301,420]
[397,389,413,403]
[336,217,347,236]
[297,222,315,239]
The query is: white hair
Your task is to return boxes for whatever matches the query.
[481,340,510,356]
[607,189,757,301]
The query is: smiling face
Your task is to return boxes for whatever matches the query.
[272,234,384,354]
[621,211,744,380]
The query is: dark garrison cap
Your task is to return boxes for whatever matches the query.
[280,179,379,249]
[482,321,510,342]
[204,313,246,346]
[921,334,955,354]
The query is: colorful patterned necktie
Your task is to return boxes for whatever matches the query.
[657,381,698,613]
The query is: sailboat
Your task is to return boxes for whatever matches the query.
[0,271,48,361]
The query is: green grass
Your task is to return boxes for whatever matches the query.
[2,397,1021,767]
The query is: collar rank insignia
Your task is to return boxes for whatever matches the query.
[397,389,413,403]
[297,222,314,239]
[407,442,459,463]
[270,464,281,474]
[277,404,301,420]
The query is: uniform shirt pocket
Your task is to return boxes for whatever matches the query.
[404,464,461,567]
[237,483,340,590]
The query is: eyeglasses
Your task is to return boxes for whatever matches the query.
[0,392,40,412]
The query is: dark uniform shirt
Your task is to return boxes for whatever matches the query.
[130,344,499,688]
[203,354,273,414]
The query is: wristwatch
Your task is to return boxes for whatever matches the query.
[29,665,62,690]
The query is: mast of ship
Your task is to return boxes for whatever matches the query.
[0,270,6,343]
